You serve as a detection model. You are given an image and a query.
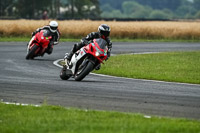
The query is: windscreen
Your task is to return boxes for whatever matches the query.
[42,29,51,37]
[94,38,108,49]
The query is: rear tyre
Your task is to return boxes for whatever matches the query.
[75,61,94,81]
[26,44,39,60]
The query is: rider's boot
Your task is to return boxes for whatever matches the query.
[64,52,73,67]
[46,42,53,55]
[64,43,80,62]
[64,42,85,65]
[65,52,73,61]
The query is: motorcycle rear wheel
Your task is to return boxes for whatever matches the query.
[75,61,94,81]
[26,44,39,60]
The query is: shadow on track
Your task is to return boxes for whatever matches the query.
[60,79,119,84]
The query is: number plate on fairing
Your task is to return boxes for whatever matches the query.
[70,48,86,74]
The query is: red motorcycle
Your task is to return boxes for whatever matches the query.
[26,29,52,59]
[60,38,109,81]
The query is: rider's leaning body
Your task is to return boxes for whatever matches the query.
[30,21,61,54]
[65,24,112,66]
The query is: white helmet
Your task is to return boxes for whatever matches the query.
[49,21,58,33]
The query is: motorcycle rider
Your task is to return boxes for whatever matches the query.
[64,24,112,70]
[30,20,61,55]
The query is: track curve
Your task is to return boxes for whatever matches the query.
[0,42,200,120]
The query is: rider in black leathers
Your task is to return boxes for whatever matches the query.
[64,24,112,70]
[30,21,61,55]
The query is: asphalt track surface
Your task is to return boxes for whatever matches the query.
[0,42,200,120]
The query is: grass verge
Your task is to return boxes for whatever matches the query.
[94,51,200,84]
[0,103,200,133]
[0,36,80,42]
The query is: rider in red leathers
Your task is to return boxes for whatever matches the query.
[30,21,61,55]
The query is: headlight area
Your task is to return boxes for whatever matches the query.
[95,46,103,57]
[95,51,100,57]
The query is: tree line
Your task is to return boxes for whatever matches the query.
[0,0,200,19]
[0,0,101,19]
[100,0,200,19]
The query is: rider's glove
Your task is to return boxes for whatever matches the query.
[106,49,111,61]
[108,42,112,49]
[53,42,59,45]
[31,31,36,37]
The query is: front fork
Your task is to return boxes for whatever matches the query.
[27,36,35,53]
[88,56,100,68]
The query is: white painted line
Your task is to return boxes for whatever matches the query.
[53,53,200,87]
[90,73,200,87]
[0,101,156,119]
[1,101,41,107]
[113,52,161,56]
[53,52,159,68]
[133,52,161,54]
[144,115,151,119]
[53,59,63,68]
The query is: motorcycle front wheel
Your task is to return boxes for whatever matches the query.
[75,61,94,81]
[26,44,39,60]
[60,66,71,80]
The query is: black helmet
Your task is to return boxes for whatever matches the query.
[98,24,110,37]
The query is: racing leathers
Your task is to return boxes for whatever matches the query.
[65,32,112,61]
[64,32,112,70]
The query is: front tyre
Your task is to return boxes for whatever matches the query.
[26,44,39,60]
[75,61,94,81]
[60,66,71,80]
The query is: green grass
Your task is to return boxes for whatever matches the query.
[0,36,200,42]
[0,103,200,133]
[0,36,80,42]
[94,51,200,84]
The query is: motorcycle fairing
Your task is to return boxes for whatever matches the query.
[69,47,87,74]
[27,30,52,56]
[84,41,108,63]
